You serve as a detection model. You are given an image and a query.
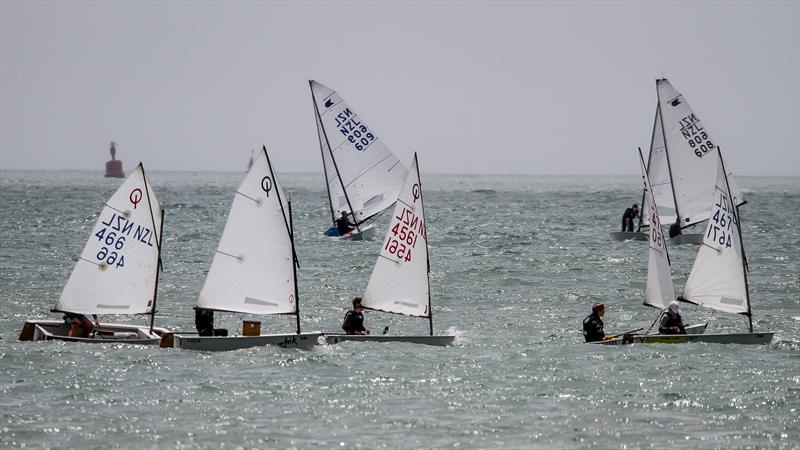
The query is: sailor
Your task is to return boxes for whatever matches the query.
[335,210,356,236]
[659,301,686,334]
[582,303,606,342]
[342,297,369,335]
[668,219,682,239]
[195,307,228,337]
[621,204,639,232]
[63,312,98,338]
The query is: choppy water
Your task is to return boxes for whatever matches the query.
[1,171,798,449]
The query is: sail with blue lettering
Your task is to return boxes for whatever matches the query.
[56,163,162,315]
[362,154,429,317]
[681,151,748,315]
[197,147,296,315]
[656,78,744,228]
[310,80,408,225]
[640,105,677,226]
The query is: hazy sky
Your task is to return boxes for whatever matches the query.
[1,1,798,176]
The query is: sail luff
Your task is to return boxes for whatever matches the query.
[655,85,682,224]
[309,81,362,233]
[718,148,753,331]
[309,80,337,224]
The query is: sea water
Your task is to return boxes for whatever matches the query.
[0,171,798,448]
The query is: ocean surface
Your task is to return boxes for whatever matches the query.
[0,171,798,449]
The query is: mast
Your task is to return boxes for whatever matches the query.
[262,146,302,333]
[636,146,648,231]
[655,81,682,227]
[717,147,753,332]
[414,153,434,336]
[309,80,336,223]
[309,81,362,233]
[637,103,660,231]
[140,164,162,334]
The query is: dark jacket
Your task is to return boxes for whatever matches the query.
[659,313,686,334]
[583,312,605,342]
[669,221,682,238]
[195,308,215,336]
[342,310,366,335]
[623,207,639,221]
[335,216,354,235]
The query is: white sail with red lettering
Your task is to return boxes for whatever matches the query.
[197,147,296,315]
[640,150,676,309]
[56,163,162,315]
[310,80,408,225]
[362,154,429,317]
[656,78,744,228]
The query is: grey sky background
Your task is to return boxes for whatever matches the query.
[1,1,798,176]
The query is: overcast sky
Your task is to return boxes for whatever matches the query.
[1,1,798,176]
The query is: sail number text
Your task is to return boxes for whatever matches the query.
[649,205,665,251]
[705,192,736,248]
[335,108,376,152]
[679,113,715,158]
[383,206,426,263]
[92,212,157,269]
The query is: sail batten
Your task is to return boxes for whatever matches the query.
[56,164,162,316]
[197,149,296,316]
[310,80,408,224]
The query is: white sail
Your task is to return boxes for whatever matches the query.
[656,78,744,227]
[362,154,429,317]
[56,164,162,315]
[682,152,748,314]
[641,105,677,226]
[197,148,296,315]
[310,80,408,224]
[640,151,676,309]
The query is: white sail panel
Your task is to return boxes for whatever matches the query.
[640,152,676,309]
[682,155,748,314]
[641,105,677,226]
[310,80,408,223]
[314,100,347,220]
[57,164,162,315]
[362,155,429,317]
[656,78,744,227]
[197,149,296,315]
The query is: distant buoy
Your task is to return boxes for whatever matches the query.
[105,141,125,178]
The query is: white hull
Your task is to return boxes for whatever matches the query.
[591,331,774,346]
[609,231,647,241]
[330,224,377,241]
[669,233,703,245]
[323,333,455,346]
[19,320,167,345]
[168,331,322,351]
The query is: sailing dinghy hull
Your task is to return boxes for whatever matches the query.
[669,233,703,245]
[609,231,647,241]
[19,320,168,345]
[326,224,377,241]
[323,334,455,346]
[591,332,774,346]
[169,331,322,351]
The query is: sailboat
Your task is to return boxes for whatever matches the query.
[19,164,169,344]
[596,148,774,345]
[165,147,322,351]
[309,80,408,241]
[324,154,455,346]
[611,78,745,244]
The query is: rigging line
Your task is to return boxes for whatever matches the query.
[79,257,102,266]
[105,204,127,215]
